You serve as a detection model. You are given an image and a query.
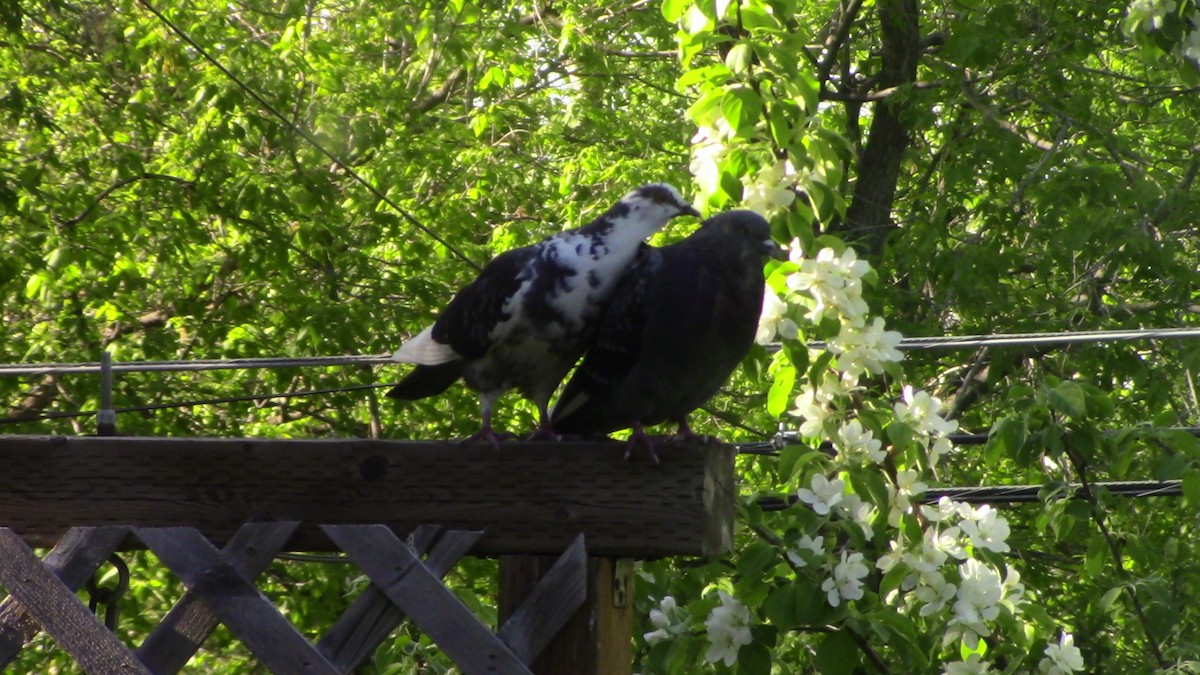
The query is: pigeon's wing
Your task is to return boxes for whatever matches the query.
[550,245,661,433]
[552,236,764,435]
[429,246,536,360]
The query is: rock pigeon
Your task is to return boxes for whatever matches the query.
[387,184,700,447]
[549,209,781,461]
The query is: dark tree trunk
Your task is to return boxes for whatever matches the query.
[837,0,921,257]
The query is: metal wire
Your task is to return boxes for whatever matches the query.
[801,326,1200,352]
[755,479,1183,509]
[0,355,394,377]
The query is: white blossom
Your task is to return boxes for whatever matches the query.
[644,595,683,645]
[887,468,928,526]
[947,559,1004,649]
[1125,0,1177,32]
[1182,22,1200,61]
[827,316,905,380]
[790,375,854,438]
[834,419,887,465]
[921,496,976,523]
[787,535,825,568]
[704,591,752,666]
[822,550,870,606]
[960,505,1012,554]
[1038,632,1084,674]
[836,492,877,539]
[894,385,959,437]
[787,247,871,325]
[916,572,957,617]
[797,474,845,516]
[742,160,797,218]
[943,653,993,675]
[690,121,733,198]
[756,288,799,345]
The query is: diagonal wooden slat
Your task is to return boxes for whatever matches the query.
[135,521,299,674]
[317,526,483,673]
[497,534,587,664]
[135,526,340,675]
[0,528,151,674]
[322,524,533,675]
[0,526,129,667]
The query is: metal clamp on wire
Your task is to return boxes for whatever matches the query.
[97,352,117,436]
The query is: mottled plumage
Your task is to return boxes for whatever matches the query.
[387,184,699,446]
[550,210,779,458]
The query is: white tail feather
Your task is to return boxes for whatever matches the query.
[392,325,459,365]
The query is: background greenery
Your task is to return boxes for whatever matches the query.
[3,0,1200,671]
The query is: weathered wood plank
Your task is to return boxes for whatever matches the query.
[497,534,587,664]
[0,528,151,674]
[0,526,128,667]
[499,556,633,675]
[135,521,299,674]
[134,526,340,675]
[323,524,532,675]
[317,527,483,673]
[0,436,735,556]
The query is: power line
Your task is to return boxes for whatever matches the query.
[0,382,395,426]
[754,480,1183,509]
[0,355,394,377]
[800,326,1200,352]
[133,0,483,272]
[4,325,1199,378]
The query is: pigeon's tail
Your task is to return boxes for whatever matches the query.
[550,395,622,437]
[386,362,465,401]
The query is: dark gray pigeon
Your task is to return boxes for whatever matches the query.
[387,184,699,447]
[549,209,780,460]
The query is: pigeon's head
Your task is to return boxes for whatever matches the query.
[612,183,701,237]
[699,209,785,261]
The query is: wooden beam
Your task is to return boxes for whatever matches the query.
[0,436,736,557]
[499,555,633,675]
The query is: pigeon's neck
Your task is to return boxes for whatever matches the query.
[582,203,670,249]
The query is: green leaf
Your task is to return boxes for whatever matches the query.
[1183,468,1200,507]
[722,87,762,136]
[737,640,772,675]
[1047,381,1087,420]
[767,364,796,418]
[661,0,690,22]
[725,42,754,74]
[814,630,860,675]
[762,585,799,627]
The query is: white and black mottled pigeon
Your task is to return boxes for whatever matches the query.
[549,209,781,461]
[386,184,700,447]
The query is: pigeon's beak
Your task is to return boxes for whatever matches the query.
[682,204,702,219]
[765,240,787,260]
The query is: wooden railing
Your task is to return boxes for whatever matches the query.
[0,437,734,674]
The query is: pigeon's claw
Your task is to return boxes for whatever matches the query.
[526,423,561,442]
[461,425,512,451]
[623,422,661,465]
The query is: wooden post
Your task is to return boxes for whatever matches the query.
[499,555,633,675]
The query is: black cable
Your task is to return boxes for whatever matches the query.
[134,0,483,272]
[755,479,1183,509]
[0,382,397,425]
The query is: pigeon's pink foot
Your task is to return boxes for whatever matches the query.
[526,423,561,442]
[667,419,717,444]
[623,422,661,465]
[461,426,513,451]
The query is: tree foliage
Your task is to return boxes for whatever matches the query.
[3,0,1200,672]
